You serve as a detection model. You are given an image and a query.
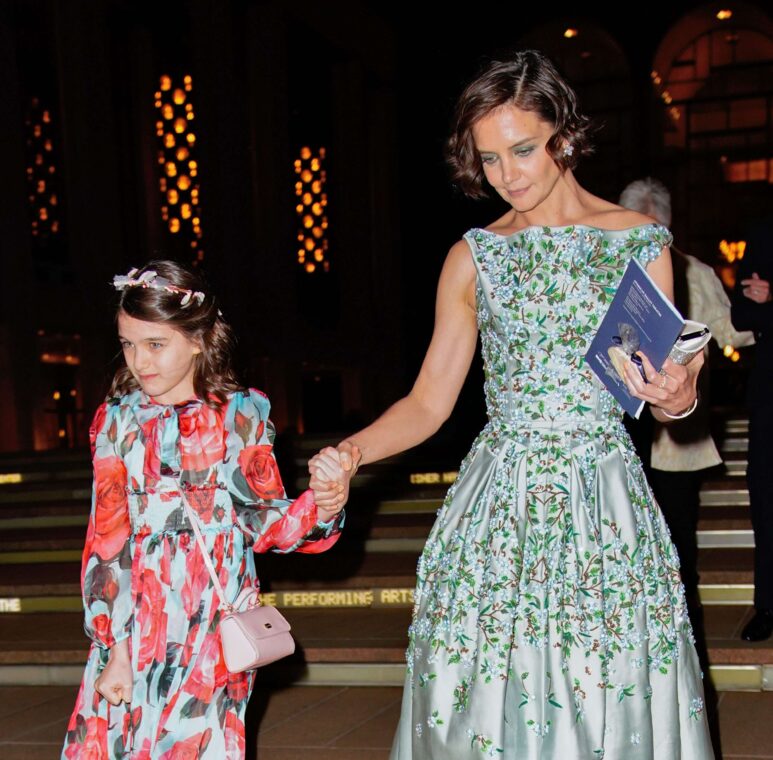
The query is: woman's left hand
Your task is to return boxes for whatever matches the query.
[308,445,361,520]
[623,350,703,418]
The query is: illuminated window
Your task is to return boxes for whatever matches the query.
[155,75,204,263]
[294,147,330,273]
[721,158,773,184]
[24,98,62,243]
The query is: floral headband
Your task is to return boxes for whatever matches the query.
[112,268,205,307]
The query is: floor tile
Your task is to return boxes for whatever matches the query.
[330,693,402,748]
[258,687,400,747]
[717,692,773,755]
[0,685,78,741]
[253,750,390,760]
[249,685,345,732]
[0,744,67,760]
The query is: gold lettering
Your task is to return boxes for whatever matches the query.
[374,588,414,607]
[409,472,441,484]
[270,589,376,608]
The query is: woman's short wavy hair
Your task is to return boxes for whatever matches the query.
[110,260,242,407]
[446,50,595,199]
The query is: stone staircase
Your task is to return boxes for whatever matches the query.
[0,414,770,693]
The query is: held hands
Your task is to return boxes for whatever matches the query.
[94,638,132,706]
[622,350,703,418]
[308,442,362,521]
[741,272,772,304]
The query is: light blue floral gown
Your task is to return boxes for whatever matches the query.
[390,224,714,759]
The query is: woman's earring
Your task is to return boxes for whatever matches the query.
[563,143,574,157]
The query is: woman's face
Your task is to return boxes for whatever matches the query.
[117,311,200,405]
[472,104,564,214]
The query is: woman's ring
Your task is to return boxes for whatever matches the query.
[659,372,668,389]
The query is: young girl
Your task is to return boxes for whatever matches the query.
[311,51,713,758]
[61,260,345,759]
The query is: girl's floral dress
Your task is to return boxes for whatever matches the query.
[61,388,342,759]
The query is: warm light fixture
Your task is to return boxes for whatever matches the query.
[24,97,61,241]
[294,147,330,273]
[717,9,733,20]
[719,239,746,263]
[564,28,578,38]
[155,74,204,262]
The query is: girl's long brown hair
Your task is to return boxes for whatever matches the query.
[109,260,242,407]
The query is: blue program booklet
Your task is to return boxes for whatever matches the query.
[585,258,685,419]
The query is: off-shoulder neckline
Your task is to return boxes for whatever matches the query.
[472,222,669,239]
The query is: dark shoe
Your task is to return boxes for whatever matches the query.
[741,609,773,641]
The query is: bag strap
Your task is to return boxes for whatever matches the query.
[178,485,235,612]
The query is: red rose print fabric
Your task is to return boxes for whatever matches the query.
[62,389,343,758]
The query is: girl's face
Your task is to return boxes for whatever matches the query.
[117,311,200,405]
[472,104,564,214]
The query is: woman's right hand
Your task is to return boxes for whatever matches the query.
[94,639,132,705]
[308,443,362,512]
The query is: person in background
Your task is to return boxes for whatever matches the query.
[731,213,773,641]
[621,178,752,758]
[619,178,754,617]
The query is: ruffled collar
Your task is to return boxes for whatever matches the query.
[129,389,204,412]
[121,389,229,480]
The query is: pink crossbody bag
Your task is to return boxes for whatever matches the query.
[179,488,296,673]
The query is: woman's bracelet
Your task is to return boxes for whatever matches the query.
[661,396,698,420]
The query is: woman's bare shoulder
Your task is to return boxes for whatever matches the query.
[434,239,478,311]
[581,204,659,231]
[445,238,478,278]
[481,210,517,235]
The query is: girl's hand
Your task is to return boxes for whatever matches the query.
[94,639,132,706]
[623,350,703,418]
[308,444,361,517]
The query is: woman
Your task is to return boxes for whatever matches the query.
[312,51,712,758]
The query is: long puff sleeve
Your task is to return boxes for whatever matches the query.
[224,389,343,554]
[80,401,134,649]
